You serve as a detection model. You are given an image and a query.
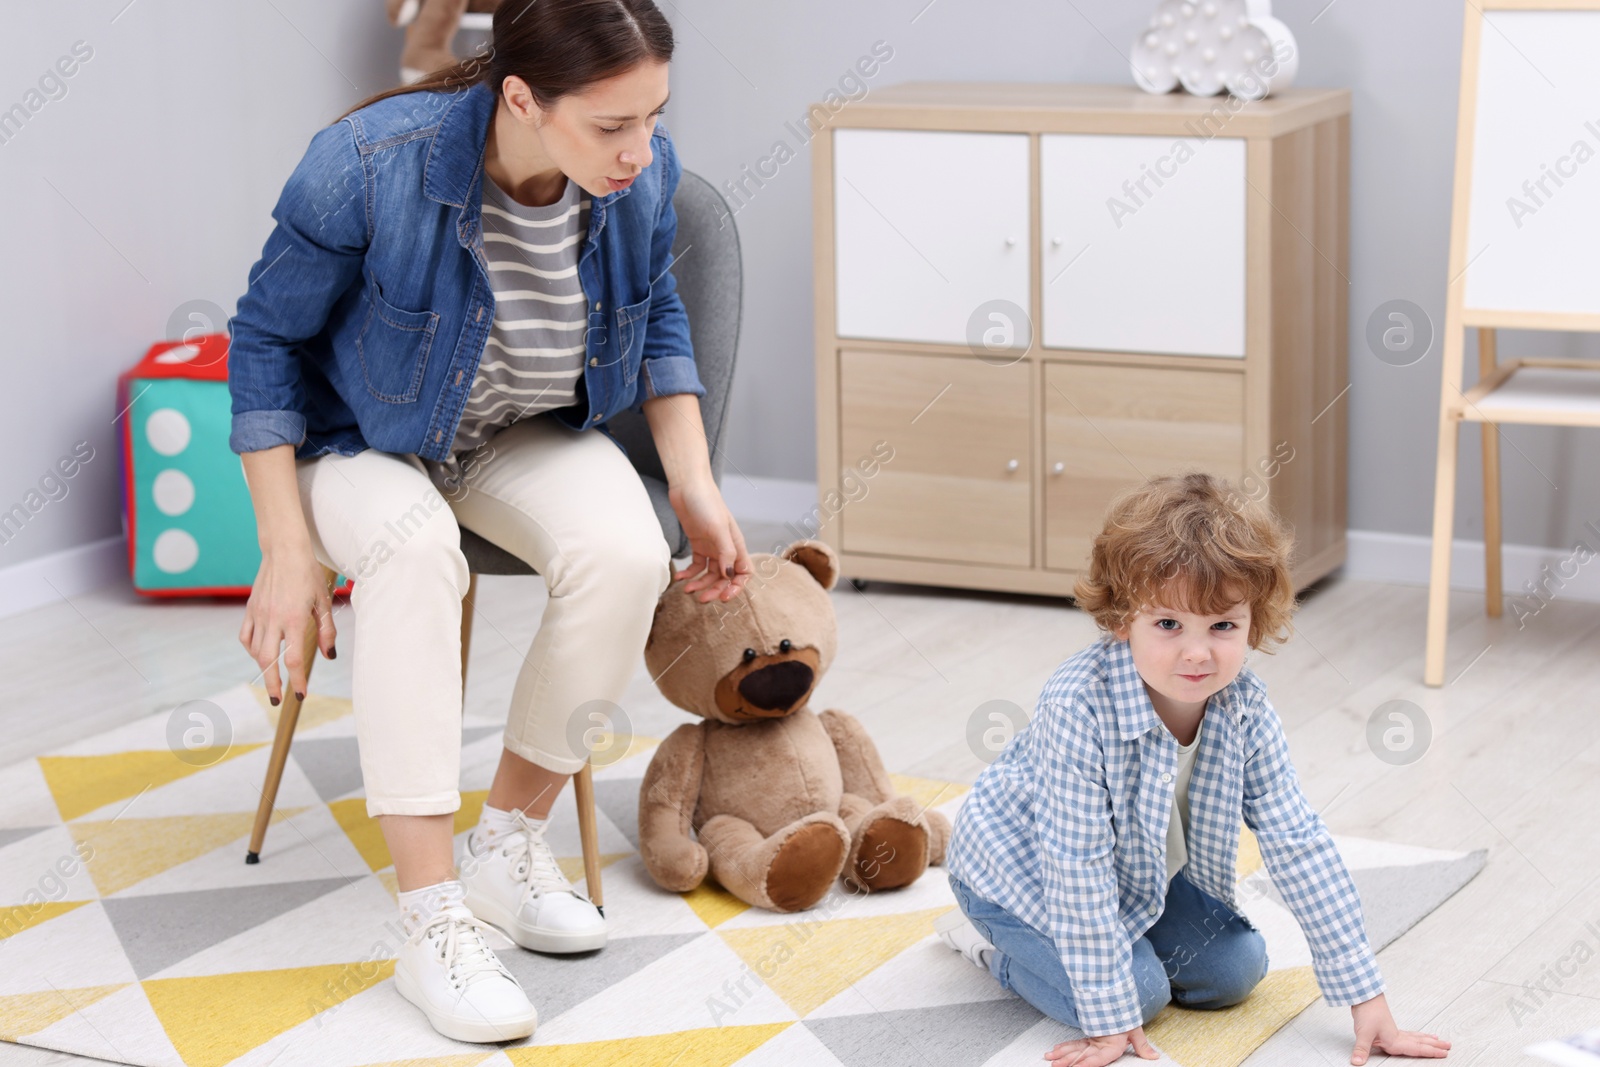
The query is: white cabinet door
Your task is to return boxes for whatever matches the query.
[834,129,1030,346]
[1040,133,1246,357]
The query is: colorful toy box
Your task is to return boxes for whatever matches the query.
[116,333,352,598]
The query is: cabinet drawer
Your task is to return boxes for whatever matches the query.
[1040,133,1246,357]
[840,349,1031,566]
[834,129,1031,346]
[1043,362,1244,572]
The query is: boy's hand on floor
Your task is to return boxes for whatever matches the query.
[1044,1026,1160,1065]
[1351,993,1451,1063]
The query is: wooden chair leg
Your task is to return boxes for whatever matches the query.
[1424,411,1462,687]
[247,564,338,862]
[573,759,604,915]
[1478,328,1503,618]
[461,571,477,704]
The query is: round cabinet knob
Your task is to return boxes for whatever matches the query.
[1004,235,1017,247]
[1005,458,1020,472]
[1051,236,1063,247]
[1052,461,1065,475]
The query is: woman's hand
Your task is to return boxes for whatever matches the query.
[1350,994,1450,1063]
[239,543,337,706]
[639,392,752,602]
[1045,1027,1160,1066]
[667,474,752,603]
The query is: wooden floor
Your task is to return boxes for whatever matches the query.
[3,529,1598,1066]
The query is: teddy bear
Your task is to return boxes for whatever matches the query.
[385,0,501,85]
[638,539,951,913]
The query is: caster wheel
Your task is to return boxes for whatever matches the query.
[849,577,869,592]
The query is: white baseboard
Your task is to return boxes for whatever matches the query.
[0,535,127,620]
[1343,526,1600,604]
[719,475,820,528]
[723,476,1600,607]
[4,484,1596,620]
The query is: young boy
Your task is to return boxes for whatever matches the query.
[936,473,1450,1067]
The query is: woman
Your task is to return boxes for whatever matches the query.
[227,0,752,1043]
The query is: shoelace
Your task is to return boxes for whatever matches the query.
[405,904,511,991]
[487,810,591,908]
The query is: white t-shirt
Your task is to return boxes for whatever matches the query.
[1165,715,1204,883]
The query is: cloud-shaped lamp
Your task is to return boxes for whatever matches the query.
[1130,0,1299,101]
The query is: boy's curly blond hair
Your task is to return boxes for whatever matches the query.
[1072,472,1297,652]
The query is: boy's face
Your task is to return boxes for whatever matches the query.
[1114,596,1252,717]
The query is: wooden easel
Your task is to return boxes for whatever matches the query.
[1425,0,1600,685]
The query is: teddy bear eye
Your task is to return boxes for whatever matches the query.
[743,648,756,663]
[779,639,792,652]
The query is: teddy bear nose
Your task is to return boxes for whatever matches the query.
[737,659,815,712]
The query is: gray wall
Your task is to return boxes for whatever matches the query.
[3,0,1595,574]
[0,0,404,568]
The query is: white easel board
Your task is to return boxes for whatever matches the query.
[1461,7,1600,320]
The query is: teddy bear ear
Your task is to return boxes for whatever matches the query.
[781,539,839,591]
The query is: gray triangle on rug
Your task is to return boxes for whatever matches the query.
[288,737,366,803]
[494,930,704,1022]
[101,876,351,978]
[1248,849,1488,952]
[291,726,506,804]
[0,826,50,851]
[592,775,644,849]
[803,996,1046,1067]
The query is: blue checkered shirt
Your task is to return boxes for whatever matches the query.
[946,635,1386,1036]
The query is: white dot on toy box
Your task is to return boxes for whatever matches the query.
[143,407,200,574]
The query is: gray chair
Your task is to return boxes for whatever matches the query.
[247,171,744,916]
[457,168,744,570]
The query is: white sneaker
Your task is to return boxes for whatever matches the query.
[934,908,997,972]
[459,810,607,953]
[393,903,538,1043]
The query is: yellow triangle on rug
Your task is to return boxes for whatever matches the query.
[681,880,751,929]
[362,1056,497,1067]
[330,791,491,872]
[554,852,633,887]
[0,984,127,1041]
[1145,966,1321,1066]
[503,1021,792,1066]
[248,686,354,734]
[1237,824,1263,879]
[719,906,951,1017]
[39,746,264,822]
[143,959,395,1067]
[888,772,970,813]
[0,899,90,943]
[68,809,308,896]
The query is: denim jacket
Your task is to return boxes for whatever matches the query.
[226,78,705,461]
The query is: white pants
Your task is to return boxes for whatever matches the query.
[293,413,673,817]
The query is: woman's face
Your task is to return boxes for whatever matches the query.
[504,59,670,199]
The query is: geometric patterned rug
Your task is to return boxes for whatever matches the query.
[0,680,1486,1067]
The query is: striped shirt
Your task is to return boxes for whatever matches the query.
[427,173,590,487]
[945,634,1385,1037]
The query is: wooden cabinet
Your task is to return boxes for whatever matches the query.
[833,129,1031,346]
[811,82,1351,597]
[1039,134,1247,357]
[1043,363,1245,571]
[840,349,1031,566]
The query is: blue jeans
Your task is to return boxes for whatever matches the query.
[948,868,1268,1032]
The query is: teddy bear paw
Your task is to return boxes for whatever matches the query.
[766,819,850,912]
[844,806,931,894]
